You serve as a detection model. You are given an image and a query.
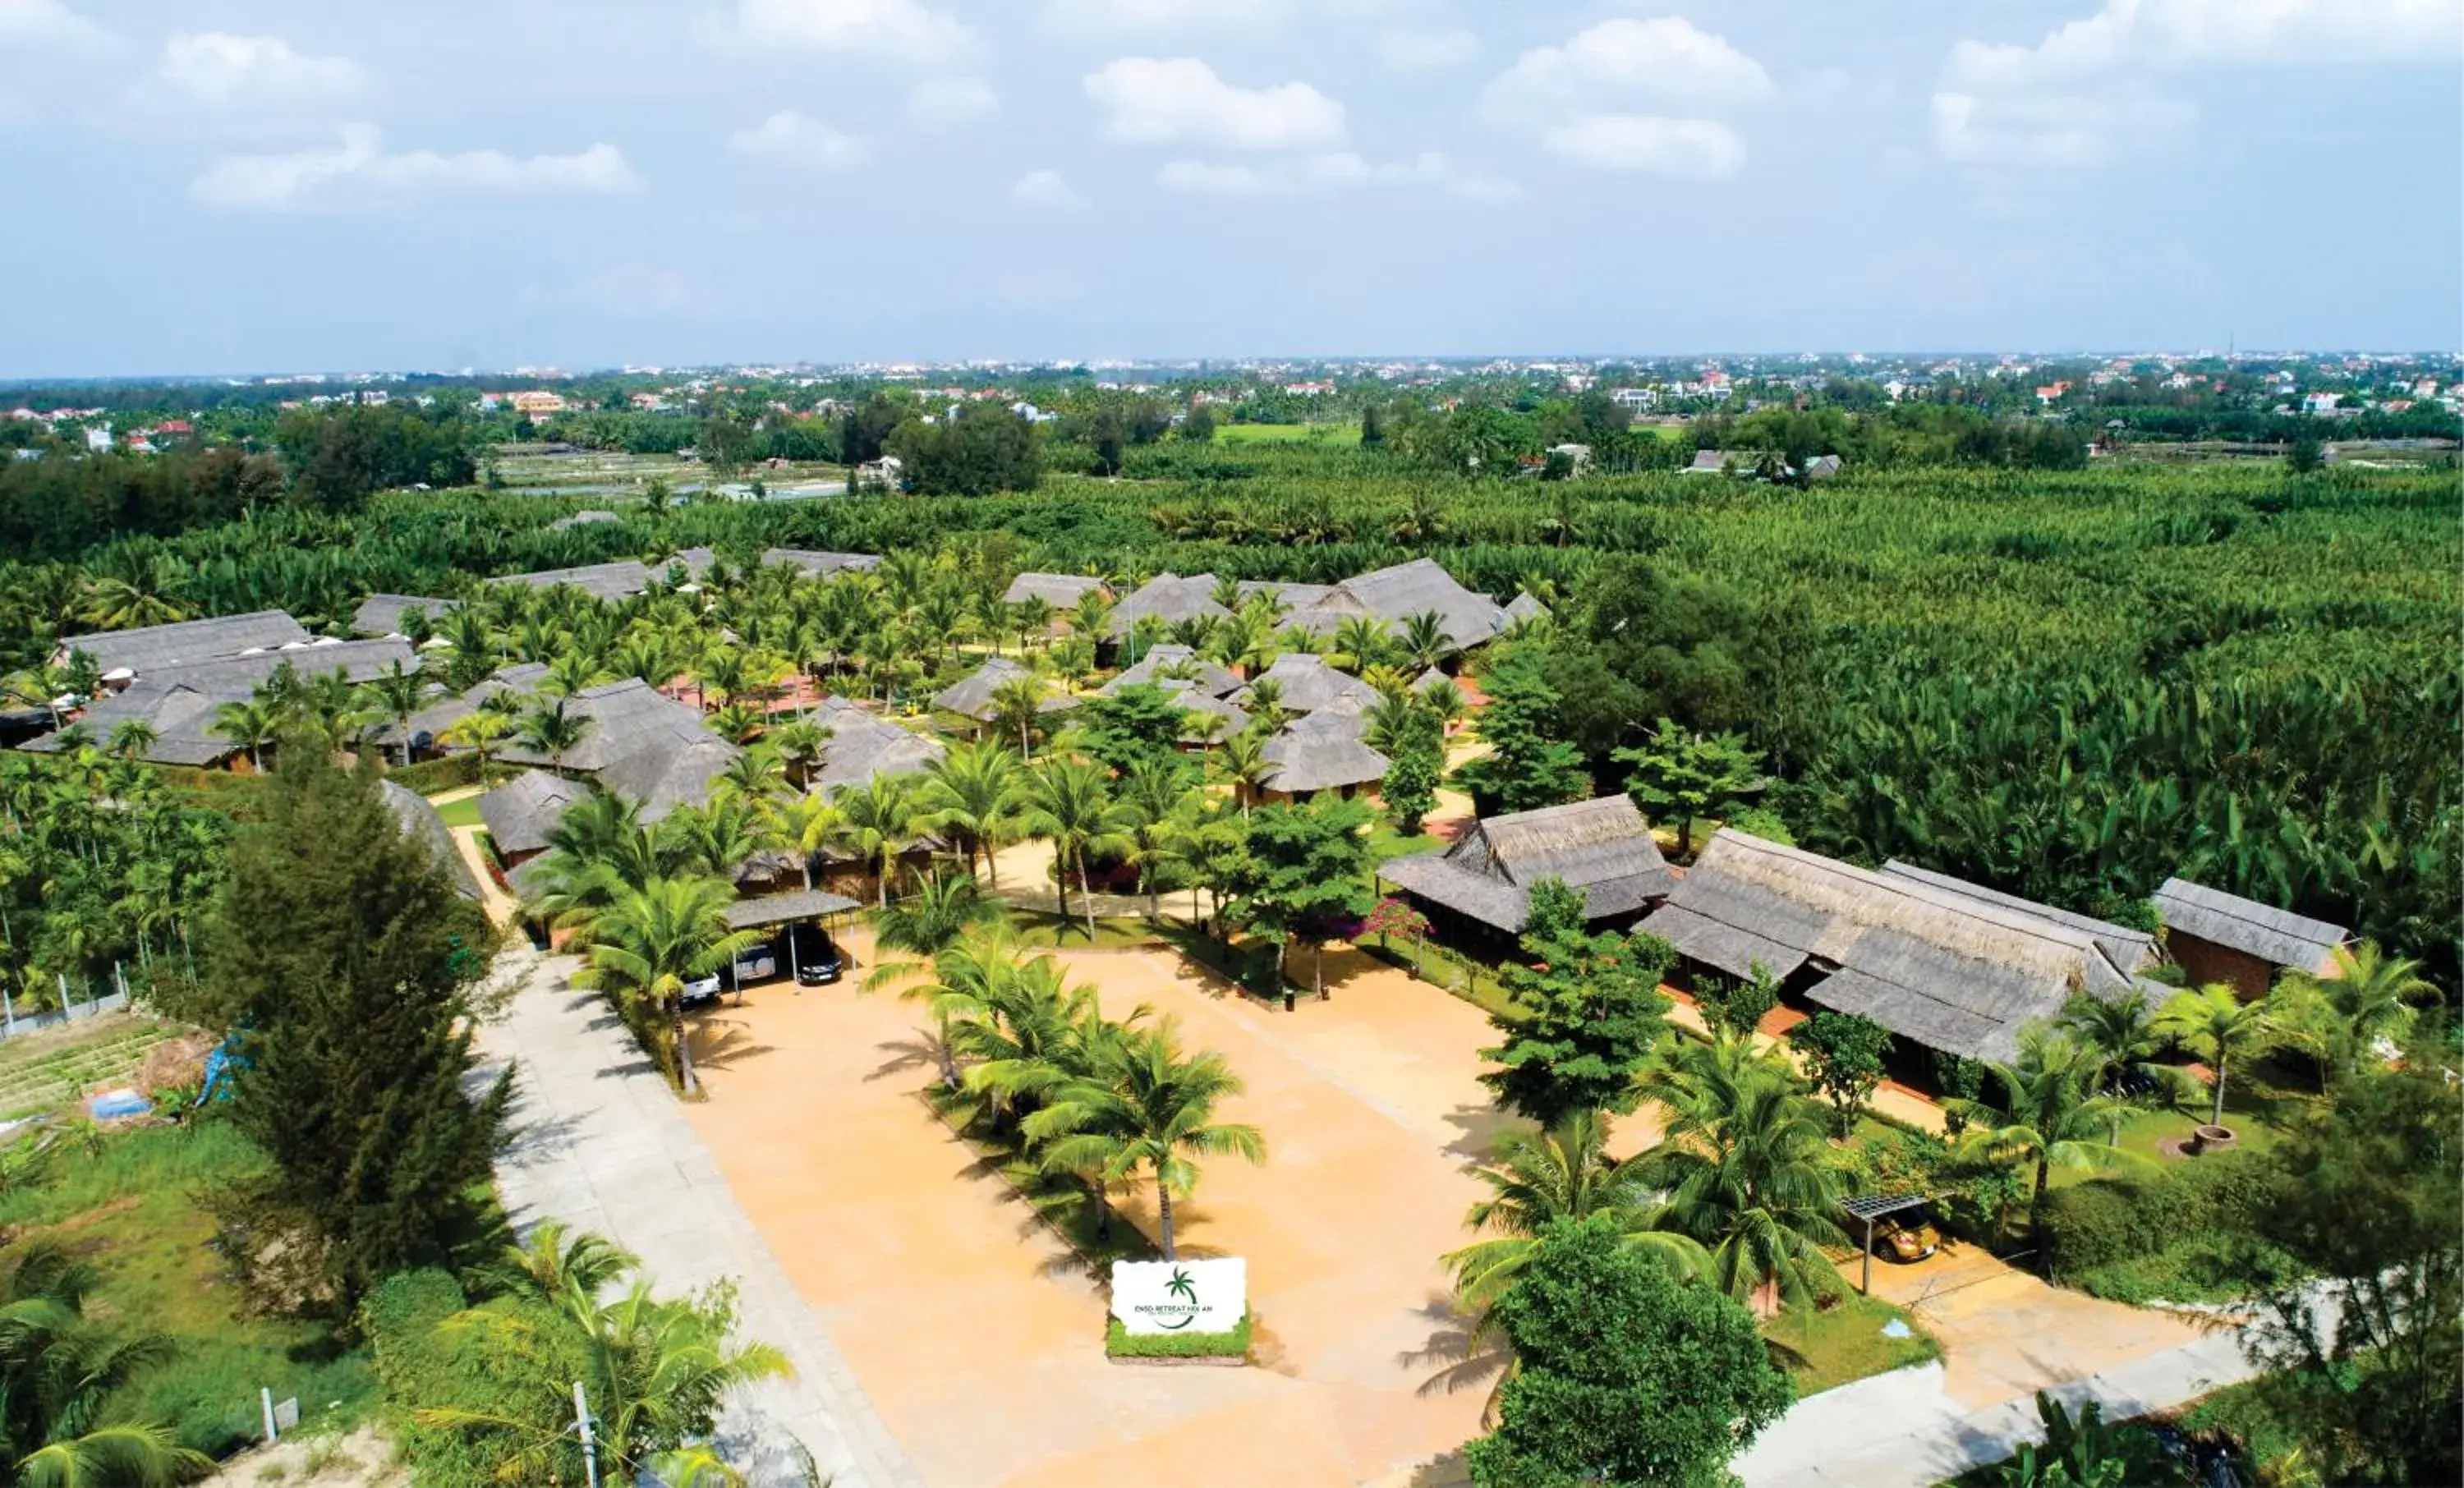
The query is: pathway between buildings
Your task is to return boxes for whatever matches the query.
[475,948,921,1488]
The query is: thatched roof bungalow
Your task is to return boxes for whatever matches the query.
[493,679,711,774]
[22,637,420,767]
[2151,877,2348,999]
[1242,654,1382,715]
[931,657,1076,724]
[1327,558,1508,652]
[351,595,461,639]
[1259,710,1389,800]
[53,609,310,677]
[761,548,881,578]
[475,769,590,862]
[808,697,946,793]
[1380,795,1673,937]
[1639,830,2163,1061]
[491,560,652,602]
[1103,645,1243,700]
[1106,573,1230,637]
[1003,572,1111,609]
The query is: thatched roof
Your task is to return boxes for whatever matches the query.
[1107,573,1230,636]
[1881,862,2160,974]
[1381,794,1671,934]
[1003,572,1110,609]
[2152,878,2347,973]
[1641,830,2149,1060]
[23,638,421,765]
[762,548,880,578]
[1104,645,1243,700]
[1261,711,1389,794]
[494,680,710,774]
[808,697,945,793]
[54,610,310,676]
[600,733,739,820]
[351,595,460,638]
[476,769,589,858]
[723,888,863,930]
[932,657,1074,723]
[1329,558,1507,651]
[1503,592,1548,626]
[379,780,481,900]
[1161,682,1250,740]
[492,561,651,601]
[1243,653,1382,714]
[1412,667,1454,696]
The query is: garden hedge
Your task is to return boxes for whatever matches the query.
[1106,1311,1251,1360]
[2037,1148,2277,1279]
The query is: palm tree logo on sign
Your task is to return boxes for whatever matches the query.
[1159,1266,1199,1329]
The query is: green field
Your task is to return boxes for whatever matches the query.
[1214,421,1363,446]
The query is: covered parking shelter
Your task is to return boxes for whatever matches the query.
[723,888,864,987]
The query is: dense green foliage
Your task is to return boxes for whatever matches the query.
[186,751,512,1316]
[1478,880,1674,1127]
[1463,1215,1791,1488]
[2034,1149,2277,1279]
[1104,1311,1251,1359]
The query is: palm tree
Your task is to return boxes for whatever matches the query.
[1026,1019,1266,1261]
[2273,940,2434,1092]
[922,740,1028,887]
[2154,985,2278,1127]
[1329,614,1391,675]
[773,792,844,891]
[568,876,763,1095]
[1024,756,1133,939]
[2057,990,2189,1137]
[1443,1110,1706,1311]
[770,719,830,789]
[79,559,191,631]
[1400,609,1452,673]
[440,708,513,781]
[1118,754,1196,920]
[0,1244,209,1486]
[716,744,788,806]
[1951,1026,2149,1241]
[361,659,432,767]
[1633,1035,1850,1311]
[518,696,591,774]
[421,1224,789,1486]
[209,697,278,771]
[1011,595,1055,653]
[1212,729,1273,815]
[105,719,159,760]
[864,872,1005,991]
[988,673,1051,761]
[839,772,923,909]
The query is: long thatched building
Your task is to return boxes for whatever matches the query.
[1379,794,1675,938]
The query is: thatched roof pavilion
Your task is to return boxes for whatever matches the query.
[1381,795,1674,935]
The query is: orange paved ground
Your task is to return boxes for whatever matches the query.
[681,930,1523,1488]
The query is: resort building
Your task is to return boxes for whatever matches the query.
[2152,878,2349,999]
[1379,795,1674,940]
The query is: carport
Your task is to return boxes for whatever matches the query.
[722,889,864,992]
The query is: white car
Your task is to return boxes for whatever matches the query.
[680,947,778,1006]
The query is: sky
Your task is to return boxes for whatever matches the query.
[2,0,2458,374]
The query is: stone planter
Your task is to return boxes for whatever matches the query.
[2187,1123,2237,1155]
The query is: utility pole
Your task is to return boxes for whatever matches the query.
[573,1380,599,1488]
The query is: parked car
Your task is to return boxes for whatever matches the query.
[793,930,844,986]
[1873,1215,1940,1264]
[682,943,781,1006]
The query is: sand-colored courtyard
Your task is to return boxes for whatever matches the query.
[679,932,1523,1487]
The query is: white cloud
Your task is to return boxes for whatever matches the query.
[729,109,867,170]
[707,0,971,65]
[1376,27,1477,72]
[1011,168,1084,208]
[1160,151,1368,195]
[1483,16,1770,126]
[191,125,643,212]
[1542,114,1745,177]
[1377,149,1519,200]
[1086,57,1345,150]
[1933,0,2458,169]
[908,76,996,127]
[1043,0,1287,35]
[0,0,107,48]
[157,33,362,108]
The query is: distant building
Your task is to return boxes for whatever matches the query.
[508,391,568,416]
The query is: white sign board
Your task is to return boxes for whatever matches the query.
[1110,1258,1246,1336]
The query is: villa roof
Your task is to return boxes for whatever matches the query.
[1002,572,1110,609]
[1380,795,1672,934]
[55,610,310,676]
[1881,862,2159,974]
[475,769,590,858]
[809,697,945,793]
[379,780,481,901]
[494,679,710,774]
[931,657,1074,723]
[1243,653,1384,714]
[1503,592,1549,626]
[1640,831,2155,1060]
[1108,573,1230,636]
[1103,645,1243,700]
[492,561,651,601]
[762,548,881,578]
[351,595,461,638]
[1327,558,1507,652]
[1261,711,1389,794]
[372,664,549,749]
[22,638,420,765]
[2151,878,2348,974]
[600,733,740,820]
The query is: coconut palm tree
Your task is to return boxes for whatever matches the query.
[568,875,763,1095]
[1443,1110,1707,1311]
[78,559,191,631]
[1118,754,1197,920]
[1400,609,1453,673]
[1011,595,1055,654]
[0,1244,210,1486]
[2057,990,2190,1136]
[1213,728,1273,815]
[1951,1026,2149,1242]
[1024,755,1134,939]
[988,673,1052,761]
[440,708,513,781]
[2272,940,2435,1092]
[1633,1034,1850,1311]
[921,740,1028,887]
[953,952,1100,1131]
[863,872,1006,996]
[716,744,788,807]
[772,792,844,892]
[2154,985,2278,1127]
[1025,1018,1266,1261]
[209,697,279,771]
[838,772,923,909]
[1330,614,1392,675]
[770,719,830,789]
[517,696,591,774]
[104,719,159,761]
[360,659,432,767]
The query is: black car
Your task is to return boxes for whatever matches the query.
[793,930,844,986]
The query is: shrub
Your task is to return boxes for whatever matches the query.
[1106,1311,1251,1359]
[384,754,482,793]
[2037,1148,2277,1279]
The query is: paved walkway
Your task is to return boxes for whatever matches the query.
[448,824,520,928]
[476,948,921,1488]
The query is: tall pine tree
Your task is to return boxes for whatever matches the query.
[197,751,513,1316]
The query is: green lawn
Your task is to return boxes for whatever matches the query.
[1773,1289,1942,1396]
[1215,422,1362,447]
[2048,1057,2315,1190]
[0,1122,379,1458]
[430,794,485,829]
[1367,824,1443,862]
[1005,909,1169,951]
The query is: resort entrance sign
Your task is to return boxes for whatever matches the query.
[1110,1258,1245,1336]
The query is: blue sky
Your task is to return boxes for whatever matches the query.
[2,0,2457,374]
